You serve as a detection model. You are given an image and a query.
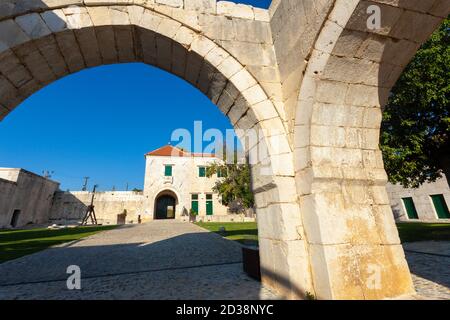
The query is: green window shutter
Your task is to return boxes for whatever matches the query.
[431,194,450,219]
[164,165,172,177]
[402,197,419,219]
[199,167,206,177]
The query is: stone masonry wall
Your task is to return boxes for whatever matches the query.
[0,168,60,228]
[50,191,145,225]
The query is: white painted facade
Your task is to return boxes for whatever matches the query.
[142,145,229,221]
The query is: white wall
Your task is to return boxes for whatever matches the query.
[143,154,229,220]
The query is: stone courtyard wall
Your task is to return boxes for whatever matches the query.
[50,191,145,225]
[0,168,60,228]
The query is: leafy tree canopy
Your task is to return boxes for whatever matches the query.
[206,161,254,211]
[381,17,450,188]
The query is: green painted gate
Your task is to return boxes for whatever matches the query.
[431,194,450,219]
[402,197,419,219]
[206,194,213,215]
[191,194,199,214]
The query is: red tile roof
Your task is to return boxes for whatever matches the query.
[146,145,216,158]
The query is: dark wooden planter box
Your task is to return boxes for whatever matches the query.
[242,246,261,281]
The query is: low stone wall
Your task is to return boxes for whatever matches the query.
[50,191,145,225]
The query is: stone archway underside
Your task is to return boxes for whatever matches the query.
[0,0,448,299]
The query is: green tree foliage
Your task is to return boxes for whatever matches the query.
[206,162,254,211]
[381,17,450,188]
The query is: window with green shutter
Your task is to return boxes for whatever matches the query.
[402,197,419,219]
[431,194,450,219]
[198,166,206,177]
[164,165,173,177]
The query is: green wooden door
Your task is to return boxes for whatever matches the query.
[402,197,419,219]
[206,194,213,215]
[155,195,176,219]
[431,194,450,219]
[191,194,199,214]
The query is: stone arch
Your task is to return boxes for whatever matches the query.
[151,187,181,217]
[293,0,449,299]
[154,189,178,219]
[0,2,304,298]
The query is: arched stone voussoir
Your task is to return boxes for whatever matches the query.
[0,2,304,300]
[0,5,285,134]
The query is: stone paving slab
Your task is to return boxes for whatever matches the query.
[403,241,450,300]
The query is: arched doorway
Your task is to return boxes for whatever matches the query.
[154,191,177,220]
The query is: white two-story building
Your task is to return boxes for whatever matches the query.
[142,145,229,221]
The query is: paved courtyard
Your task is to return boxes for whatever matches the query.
[0,220,278,300]
[403,241,450,300]
[0,221,448,300]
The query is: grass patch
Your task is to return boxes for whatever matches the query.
[396,222,450,243]
[0,225,117,263]
[195,222,258,246]
[196,222,450,246]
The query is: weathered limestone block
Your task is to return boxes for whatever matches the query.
[0,19,30,54]
[216,81,238,114]
[309,243,414,299]
[41,9,68,33]
[115,25,136,62]
[206,72,227,103]
[74,27,103,68]
[0,50,33,88]
[15,13,51,39]
[171,42,187,77]
[155,35,172,71]
[217,1,254,20]
[199,15,235,41]
[155,0,183,8]
[34,35,69,78]
[137,28,157,64]
[54,30,85,73]
[227,95,248,125]
[13,42,56,85]
[0,74,21,107]
[184,51,203,85]
[184,0,216,13]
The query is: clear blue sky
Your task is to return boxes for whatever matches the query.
[0,1,272,192]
